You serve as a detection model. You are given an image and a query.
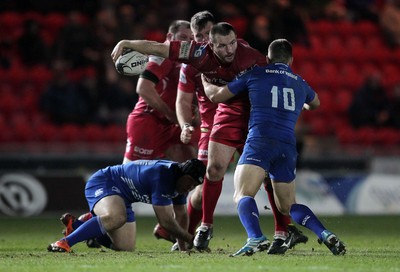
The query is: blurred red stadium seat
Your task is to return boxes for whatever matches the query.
[35,122,59,142]
[335,20,355,38]
[0,121,14,142]
[60,124,82,142]
[318,62,340,90]
[307,20,336,38]
[14,121,33,142]
[105,125,126,143]
[339,62,363,90]
[0,11,24,39]
[42,12,66,31]
[295,60,318,85]
[40,13,66,45]
[316,90,335,114]
[336,125,357,145]
[21,92,39,114]
[334,89,353,115]
[356,20,380,39]
[309,116,332,136]
[374,129,400,146]
[0,93,21,117]
[83,124,106,142]
[30,65,52,88]
[23,11,43,23]
[345,36,364,51]
[356,128,376,146]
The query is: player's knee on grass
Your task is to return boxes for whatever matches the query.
[111,239,135,252]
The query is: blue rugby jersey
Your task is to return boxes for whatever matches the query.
[98,160,185,206]
[227,63,316,145]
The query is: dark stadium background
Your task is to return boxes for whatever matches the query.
[0,0,399,216]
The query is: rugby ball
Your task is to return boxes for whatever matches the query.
[115,49,149,76]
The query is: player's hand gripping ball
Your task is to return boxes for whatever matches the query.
[115,49,149,76]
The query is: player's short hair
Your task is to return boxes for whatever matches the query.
[268,39,293,64]
[210,22,236,41]
[190,10,215,32]
[168,20,190,34]
[178,159,206,185]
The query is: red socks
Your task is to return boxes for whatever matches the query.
[202,177,223,225]
[264,180,291,235]
[187,198,202,235]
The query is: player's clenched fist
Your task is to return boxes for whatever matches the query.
[180,123,194,144]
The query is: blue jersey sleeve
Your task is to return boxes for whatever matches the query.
[303,79,316,104]
[114,160,182,206]
[227,72,251,95]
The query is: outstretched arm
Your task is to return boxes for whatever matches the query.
[153,204,193,249]
[201,74,235,103]
[111,40,170,63]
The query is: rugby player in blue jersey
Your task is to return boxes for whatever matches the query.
[47,159,205,253]
[202,39,346,256]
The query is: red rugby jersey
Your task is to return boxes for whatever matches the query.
[169,39,267,116]
[133,55,181,121]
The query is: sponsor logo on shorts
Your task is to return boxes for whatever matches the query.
[179,41,191,59]
[134,146,154,155]
[198,149,208,156]
[95,188,104,197]
[246,157,261,162]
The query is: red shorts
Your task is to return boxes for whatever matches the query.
[209,110,248,153]
[197,130,211,164]
[125,113,198,161]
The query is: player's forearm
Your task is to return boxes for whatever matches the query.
[111,40,169,62]
[176,102,194,128]
[142,93,177,122]
[137,79,177,123]
[204,84,227,103]
[160,220,193,244]
[201,74,233,103]
[308,94,320,110]
[176,90,195,128]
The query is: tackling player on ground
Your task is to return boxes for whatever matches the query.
[47,159,206,253]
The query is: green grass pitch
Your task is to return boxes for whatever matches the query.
[0,214,399,272]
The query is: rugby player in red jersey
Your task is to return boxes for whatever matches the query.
[111,21,308,254]
[123,19,197,164]
[174,11,217,247]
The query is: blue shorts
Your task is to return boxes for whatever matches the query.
[85,170,136,222]
[238,138,297,182]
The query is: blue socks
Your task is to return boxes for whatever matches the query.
[237,196,263,238]
[64,216,107,247]
[290,203,326,240]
